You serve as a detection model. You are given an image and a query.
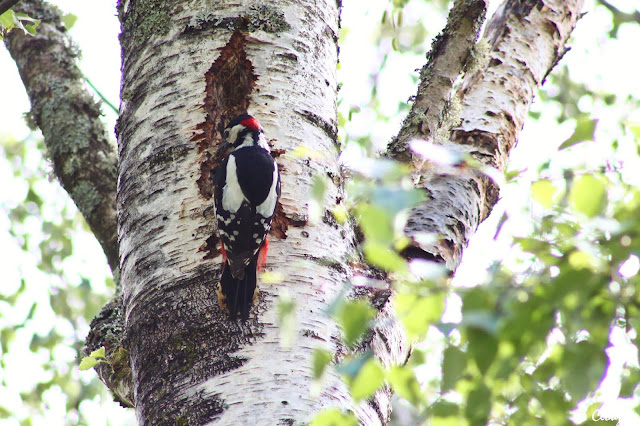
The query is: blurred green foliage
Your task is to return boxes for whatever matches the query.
[0,135,119,424]
[311,0,640,425]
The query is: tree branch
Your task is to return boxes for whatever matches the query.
[0,0,20,16]
[4,0,119,273]
[387,0,487,162]
[398,0,585,268]
[599,0,640,24]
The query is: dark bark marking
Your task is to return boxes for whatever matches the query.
[126,266,265,424]
[295,109,339,146]
[270,201,301,239]
[202,233,222,260]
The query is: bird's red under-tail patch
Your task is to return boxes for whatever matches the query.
[257,238,269,272]
[220,243,227,262]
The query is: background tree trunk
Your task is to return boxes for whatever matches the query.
[5,1,119,273]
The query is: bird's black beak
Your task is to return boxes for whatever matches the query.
[216,140,233,157]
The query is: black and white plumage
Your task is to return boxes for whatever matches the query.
[212,114,280,319]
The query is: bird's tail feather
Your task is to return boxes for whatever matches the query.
[218,256,258,320]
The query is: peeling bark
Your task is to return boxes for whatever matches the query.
[397,0,585,269]
[4,0,119,273]
[192,30,257,200]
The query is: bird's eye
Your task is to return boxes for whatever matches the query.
[223,129,230,139]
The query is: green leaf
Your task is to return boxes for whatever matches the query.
[312,349,333,380]
[335,300,375,347]
[78,356,99,370]
[431,400,460,418]
[505,168,525,182]
[562,341,607,401]
[311,408,358,426]
[331,204,348,224]
[559,117,597,150]
[441,346,467,393]
[311,175,328,203]
[583,403,618,425]
[531,179,558,209]
[467,328,498,374]
[90,346,106,358]
[363,241,407,273]
[619,366,640,397]
[370,186,424,216]
[538,389,572,424]
[335,352,372,380]
[628,122,640,140]
[430,417,466,426]
[465,383,491,425]
[407,348,426,367]
[0,405,12,418]
[276,291,297,348]
[349,360,384,401]
[387,366,423,406]
[515,237,550,255]
[394,292,445,340]
[24,20,40,35]
[0,10,16,31]
[460,310,499,335]
[62,13,77,30]
[568,174,607,218]
[567,250,594,270]
[357,204,393,243]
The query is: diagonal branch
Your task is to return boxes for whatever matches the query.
[0,0,20,16]
[396,0,585,269]
[387,0,487,163]
[4,0,119,273]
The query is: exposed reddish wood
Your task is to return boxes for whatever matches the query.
[193,30,258,200]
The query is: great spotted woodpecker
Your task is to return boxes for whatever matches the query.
[212,115,280,319]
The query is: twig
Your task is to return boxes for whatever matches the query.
[84,75,119,115]
[599,0,640,24]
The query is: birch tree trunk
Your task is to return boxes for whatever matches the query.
[115,0,392,423]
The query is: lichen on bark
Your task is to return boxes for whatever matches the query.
[5,0,119,273]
